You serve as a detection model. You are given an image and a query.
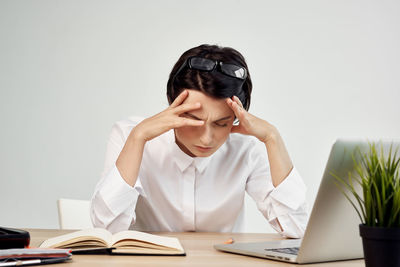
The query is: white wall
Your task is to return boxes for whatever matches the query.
[0,0,399,232]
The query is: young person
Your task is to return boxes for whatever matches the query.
[90,44,308,238]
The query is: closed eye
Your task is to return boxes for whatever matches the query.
[214,116,232,127]
[215,122,228,127]
[183,113,202,120]
[184,113,232,126]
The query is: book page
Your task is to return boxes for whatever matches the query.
[114,240,176,250]
[111,231,184,252]
[113,247,185,255]
[39,228,113,248]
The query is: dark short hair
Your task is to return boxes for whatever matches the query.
[166,44,252,111]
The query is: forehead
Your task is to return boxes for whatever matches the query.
[183,90,233,118]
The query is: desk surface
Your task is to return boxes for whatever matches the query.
[28,229,364,266]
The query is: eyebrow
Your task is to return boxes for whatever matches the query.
[185,113,232,123]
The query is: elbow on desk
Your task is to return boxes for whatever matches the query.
[273,214,307,239]
[89,195,136,233]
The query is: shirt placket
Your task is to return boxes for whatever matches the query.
[182,163,196,231]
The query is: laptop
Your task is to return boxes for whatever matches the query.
[215,138,400,264]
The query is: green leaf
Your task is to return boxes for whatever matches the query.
[333,142,400,227]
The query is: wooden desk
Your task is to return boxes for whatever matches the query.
[28,229,364,266]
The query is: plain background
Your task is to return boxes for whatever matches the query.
[0,0,399,232]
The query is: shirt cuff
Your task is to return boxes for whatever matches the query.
[269,167,306,212]
[98,164,141,217]
[269,212,307,238]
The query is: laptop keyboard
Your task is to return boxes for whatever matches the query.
[265,247,299,255]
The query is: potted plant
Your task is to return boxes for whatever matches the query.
[333,142,400,267]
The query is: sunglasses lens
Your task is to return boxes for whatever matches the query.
[221,63,247,79]
[190,57,216,71]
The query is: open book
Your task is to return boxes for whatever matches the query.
[39,228,185,255]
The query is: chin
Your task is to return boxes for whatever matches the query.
[190,147,216,157]
[195,152,214,157]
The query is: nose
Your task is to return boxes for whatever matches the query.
[199,124,213,146]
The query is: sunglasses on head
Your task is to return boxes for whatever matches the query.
[173,56,248,82]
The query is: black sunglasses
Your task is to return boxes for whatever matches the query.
[173,56,248,82]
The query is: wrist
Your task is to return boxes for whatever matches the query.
[130,125,148,142]
[261,123,279,144]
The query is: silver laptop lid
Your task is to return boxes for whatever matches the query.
[214,138,399,264]
[297,138,399,263]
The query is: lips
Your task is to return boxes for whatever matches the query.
[195,145,213,152]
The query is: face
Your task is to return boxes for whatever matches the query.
[175,90,235,157]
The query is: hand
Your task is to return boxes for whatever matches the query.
[227,96,294,187]
[131,90,204,142]
[226,96,277,143]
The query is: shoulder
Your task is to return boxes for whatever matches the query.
[112,115,173,144]
[223,134,268,163]
[109,116,145,140]
[225,134,264,152]
[113,115,145,129]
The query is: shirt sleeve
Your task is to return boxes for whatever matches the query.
[245,141,308,238]
[90,118,144,234]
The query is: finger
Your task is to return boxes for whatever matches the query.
[226,98,236,110]
[226,98,244,119]
[226,98,239,118]
[233,96,244,108]
[170,90,188,108]
[173,102,201,114]
[233,102,245,121]
[174,117,204,128]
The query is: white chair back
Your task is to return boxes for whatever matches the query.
[57,198,93,230]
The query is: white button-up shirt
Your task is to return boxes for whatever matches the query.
[90,116,308,238]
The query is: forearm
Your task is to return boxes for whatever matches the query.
[116,130,146,187]
[264,126,293,187]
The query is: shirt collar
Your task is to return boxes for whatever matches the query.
[193,156,212,173]
[167,130,213,173]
